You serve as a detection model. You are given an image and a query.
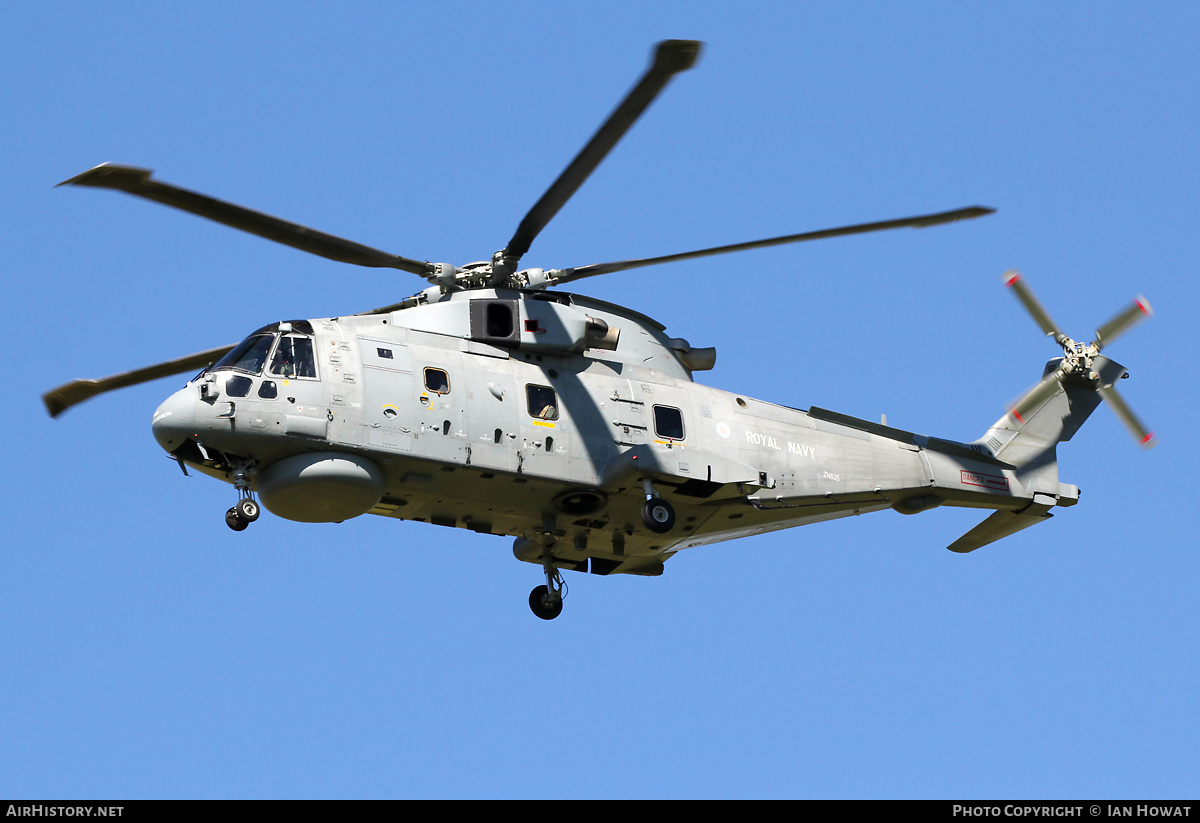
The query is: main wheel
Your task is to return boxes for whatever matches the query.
[528,585,563,620]
[641,497,676,533]
[236,497,260,523]
[225,507,249,531]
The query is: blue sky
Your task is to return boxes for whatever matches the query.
[2,2,1198,799]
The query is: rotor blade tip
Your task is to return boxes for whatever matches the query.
[57,162,152,189]
[653,40,703,73]
[1136,295,1153,317]
[1002,270,1021,287]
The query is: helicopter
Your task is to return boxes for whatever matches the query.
[44,40,1155,620]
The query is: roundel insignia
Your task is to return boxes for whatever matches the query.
[715,421,731,438]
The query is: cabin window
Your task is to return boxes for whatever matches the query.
[258,380,278,399]
[526,384,559,420]
[269,336,317,379]
[225,375,252,397]
[424,367,450,395]
[654,405,685,440]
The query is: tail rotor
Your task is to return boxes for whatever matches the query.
[1002,269,1156,448]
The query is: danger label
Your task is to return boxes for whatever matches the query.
[961,470,1009,491]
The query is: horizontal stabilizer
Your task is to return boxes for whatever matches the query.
[947,502,1054,553]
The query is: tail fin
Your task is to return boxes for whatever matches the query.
[975,355,1121,469]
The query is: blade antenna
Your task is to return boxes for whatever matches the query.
[490,40,701,283]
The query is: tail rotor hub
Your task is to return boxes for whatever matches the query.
[1057,335,1101,384]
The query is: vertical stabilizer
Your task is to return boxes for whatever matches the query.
[976,358,1111,468]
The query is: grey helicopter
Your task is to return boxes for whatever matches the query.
[45,40,1154,619]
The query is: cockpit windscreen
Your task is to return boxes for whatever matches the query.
[211,334,274,375]
[208,325,318,380]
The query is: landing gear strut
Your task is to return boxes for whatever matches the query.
[529,550,566,620]
[225,463,260,532]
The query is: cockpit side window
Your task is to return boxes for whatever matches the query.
[212,334,275,375]
[225,375,252,397]
[269,336,317,379]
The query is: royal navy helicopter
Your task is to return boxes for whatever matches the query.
[45,40,1154,620]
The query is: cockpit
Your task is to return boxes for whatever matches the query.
[208,321,318,380]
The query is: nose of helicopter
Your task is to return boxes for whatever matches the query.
[151,386,197,452]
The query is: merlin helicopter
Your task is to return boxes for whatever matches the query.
[45,40,1155,620]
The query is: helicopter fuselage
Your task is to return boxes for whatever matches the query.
[150,286,1063,577]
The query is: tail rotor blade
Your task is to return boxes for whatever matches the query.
[1097,383,1157,448]
[1094,295,1153,351]
[1006,371,1064,427]
[1003,270,1064,341]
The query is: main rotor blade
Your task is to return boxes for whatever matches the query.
[43,343,236,418]
[551,206,994,284]
[1002,270,1064,341]
[59,164,436,277]
[499,40,702,268]
[1097,383,1157,448]
[1094,295,1153,351]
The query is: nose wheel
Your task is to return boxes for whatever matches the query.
[225,463,261,531]
[225,497,260,531]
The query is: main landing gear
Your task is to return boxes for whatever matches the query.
[529,551,566,620]
[524,483,677,619]
[639,479,675,534]
[225,463,261,532]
